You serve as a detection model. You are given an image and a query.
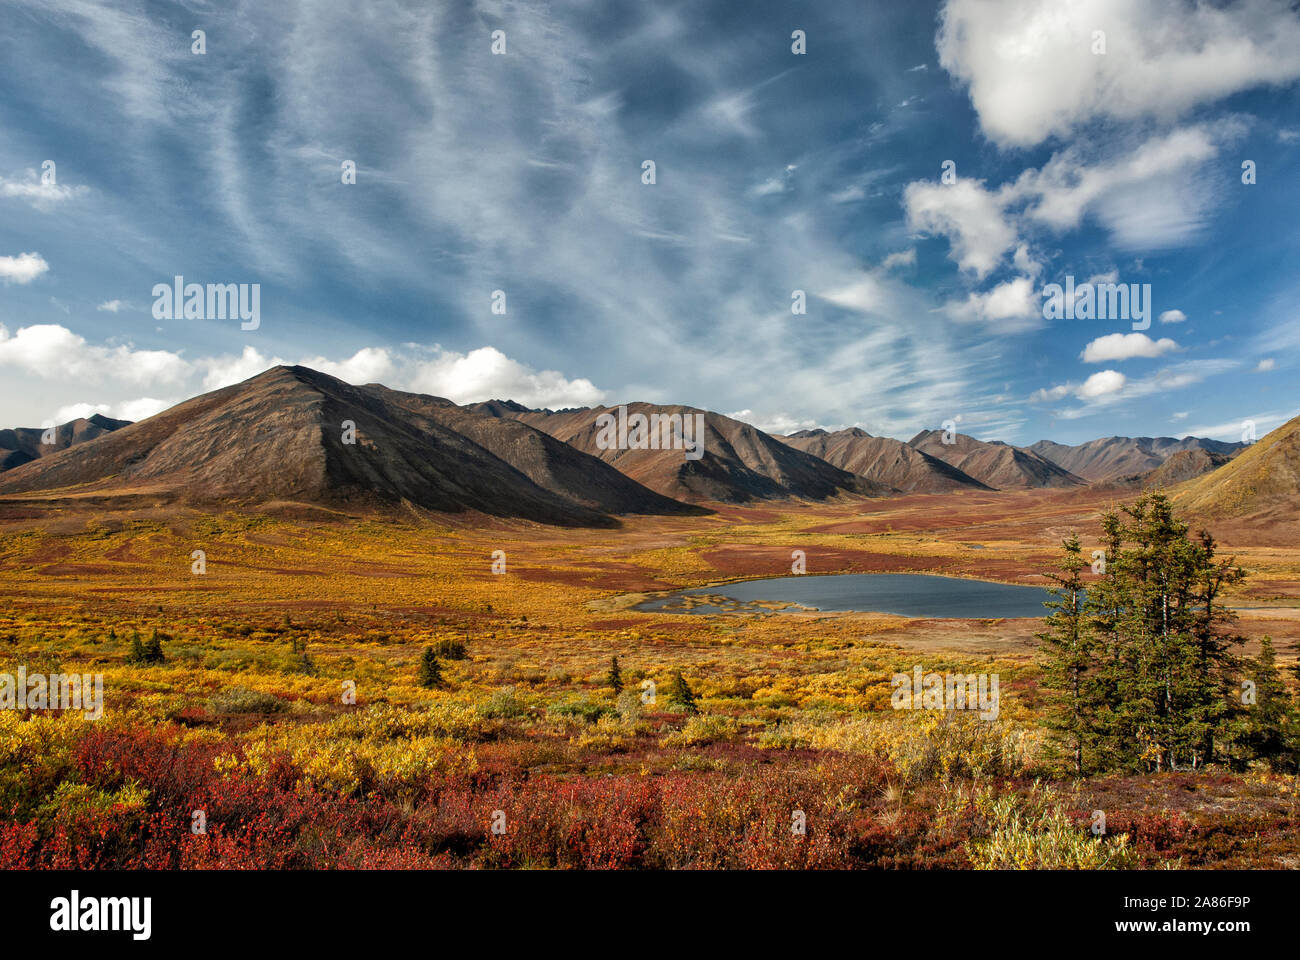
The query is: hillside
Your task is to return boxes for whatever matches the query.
[1114,448,1234,489]
[1176,414,1300,522]
[0,367,700,526]
[780,427,990,493]
[470,402,892,503]
[908,430,1085,490]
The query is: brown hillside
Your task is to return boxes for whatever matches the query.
[781,427,989,493]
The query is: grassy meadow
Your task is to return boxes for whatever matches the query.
[1,490,1298,868]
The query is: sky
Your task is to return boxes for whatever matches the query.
[1,0,1298,446]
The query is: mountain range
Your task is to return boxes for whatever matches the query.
[779,427,990,493]
[908,429,1086,489]
[468,401,889,503]
[0,364,1290,527]
[1028,435,1246,482]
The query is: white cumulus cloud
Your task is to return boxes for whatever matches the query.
[1077,369,1127,399]
[936,0,1300,147]
[1080,333,1178,363]
[0,252,50,284]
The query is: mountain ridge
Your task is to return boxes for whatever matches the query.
[0,367,704,526]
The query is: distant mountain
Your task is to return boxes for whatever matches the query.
[780,427,990,493]
[0,414,131,473]
[1029,435,1246,482]
[1115,448,1234,490]
[1176,414,1300,522]
[0,367,702,526]
[909,429,1085,490]
[470,402,893,503]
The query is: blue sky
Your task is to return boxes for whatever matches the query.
[1,0,1297,446]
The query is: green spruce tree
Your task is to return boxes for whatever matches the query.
[142,628,165,664]
[1038,534,1095,775]
[668,670,697,714]
[127,630,147,665]
[417,647,442,689]
[1230,637,1298,771]
[607,656,624,695]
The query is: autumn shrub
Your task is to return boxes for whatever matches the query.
[208,685,287,715]
[966,785,1139,869]
[661,714,739,747]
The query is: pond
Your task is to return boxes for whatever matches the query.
[635,573,1054,619]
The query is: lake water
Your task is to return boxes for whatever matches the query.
[635,573,1053,619]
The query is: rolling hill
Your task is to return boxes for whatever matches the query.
[0,366,702,526]
[779,427,990,493]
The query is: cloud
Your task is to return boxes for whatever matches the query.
[1159,309,1187,324]
[726,410,821,435]
[0,252,50,284]
[1011,124,1237,249]
[881,249,917,270]
[97,300,129,312]
[198,342,605,409]
[403,346,606,408]
[948,276,1040,331]
[53,397,172,423]
[1080,333,1178,363]
[1256,358,1276,372]
[819,274,887,314]
[0,169,88,209]
[1047,359,1240,419]
[937,0,1300,147]
[903,178,1017,278]
[1179,409,1298,442]
[1076,369,1127,399]
[1030,383,1071,402]
[0,323,190,386]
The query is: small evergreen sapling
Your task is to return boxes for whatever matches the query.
[418,647,443,689]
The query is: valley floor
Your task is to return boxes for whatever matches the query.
[0,488,1297,868]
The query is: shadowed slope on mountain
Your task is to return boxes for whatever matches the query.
[909,429,1085,490]
[470,402,893,503]
[780,427,990,493]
